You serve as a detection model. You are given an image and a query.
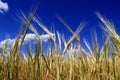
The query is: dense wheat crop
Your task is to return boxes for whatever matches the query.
[0,10,120,80]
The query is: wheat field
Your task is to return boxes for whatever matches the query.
[0,6,120,80]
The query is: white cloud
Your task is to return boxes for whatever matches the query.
[0,33,55,47]
[40,34,55,42]
[22,33,55,43]
[0,38,15,47]
[0,0,9,13]
[22,33,37,43]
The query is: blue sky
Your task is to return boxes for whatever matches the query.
[0,0,120,51]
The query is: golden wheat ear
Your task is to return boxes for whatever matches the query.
[21,12,42,45]
[33,17,56,42]
[57,15,86,54]
[57,31,62,51]
[18,1,40,48]
[96,12,120,55]
[96,12,120,41]
[63,21,86,54]
[57,15,80,44]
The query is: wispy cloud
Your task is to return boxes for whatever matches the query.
[0,33,55,47]
[0,0,9,13]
